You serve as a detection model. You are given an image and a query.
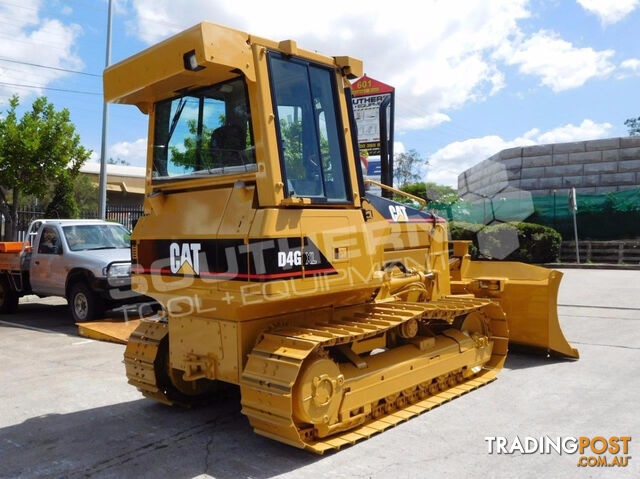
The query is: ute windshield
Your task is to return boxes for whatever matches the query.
[152,77,255,181]
[63,224,130,251]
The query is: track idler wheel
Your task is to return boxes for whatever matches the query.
[293,356,344,427]
[454,310,490,337]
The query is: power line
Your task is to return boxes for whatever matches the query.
[0,31,78,51]
[0,22,71,42]
[0,0,38,11]
[0,57,100,77]
[62,0,106,11]
[0,0,188,44]
[0,81,101,96]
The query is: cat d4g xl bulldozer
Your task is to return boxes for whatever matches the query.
[104,22,578,453]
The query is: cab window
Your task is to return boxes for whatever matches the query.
[38,227,62,255]
[152,77,255,180]
[269,54,350,203]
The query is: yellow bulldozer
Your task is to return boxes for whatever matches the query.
[102,22,578,453]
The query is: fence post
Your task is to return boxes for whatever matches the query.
[618,243,624,264]
[586,242,592,263]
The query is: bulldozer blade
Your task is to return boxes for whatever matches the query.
[461,261,579,359]
[77,319,141,344]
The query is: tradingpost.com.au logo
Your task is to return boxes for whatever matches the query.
[485,436,632,468]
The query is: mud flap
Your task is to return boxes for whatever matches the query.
[77,319,142,344]
[454,261,579,359]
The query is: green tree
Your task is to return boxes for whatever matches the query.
[625,117,640,136]
[401,182,460,205]
[394,149,424,187]
[45,171,79,218]
[280,119,305,179]
[169,119,213,170]
[108,157,131,166]
[0,96,90,239]
[74,174,99,215]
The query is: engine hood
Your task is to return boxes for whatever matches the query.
[72,248,131,264]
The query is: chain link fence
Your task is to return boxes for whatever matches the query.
[427,188,640,241]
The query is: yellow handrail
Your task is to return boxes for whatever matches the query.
[364,179,427,210]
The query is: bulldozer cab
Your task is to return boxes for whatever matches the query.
[105,23,364,212]
[148,51,356,204]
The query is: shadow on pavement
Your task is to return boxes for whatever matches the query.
[0,385,320,479]
[0,299,154,338]
[504,351,577,371]
[0,301,76,335]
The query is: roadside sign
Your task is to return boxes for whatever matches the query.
[351,76,395,157]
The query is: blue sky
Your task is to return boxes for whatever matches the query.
[1,0,639,187]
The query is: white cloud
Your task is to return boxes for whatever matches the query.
[427,119,613,187]
[617,58,640,78]
[500,30,615,92]
[86,138,148,167]
[620,58,640,70]
[125,0,530,130]
[109,138,148,166]
[396,113,451,130]
[427,136,526,187]
[0,0,83,102]
[535,119,613,144]
[576,0,640,24]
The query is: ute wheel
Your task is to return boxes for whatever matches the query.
[68,282,105,323]
[0,277,19,314]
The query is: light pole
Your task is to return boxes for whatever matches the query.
[98,0,113,219]
[553,189,557,230]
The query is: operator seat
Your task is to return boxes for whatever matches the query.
[209,124,245,169]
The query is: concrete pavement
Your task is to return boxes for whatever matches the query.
[0,270,638,478]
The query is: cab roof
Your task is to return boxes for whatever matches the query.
[103,22,362,113]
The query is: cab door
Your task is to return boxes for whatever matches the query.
[30,225,67,296]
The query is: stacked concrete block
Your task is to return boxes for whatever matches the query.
[458,137,640,197]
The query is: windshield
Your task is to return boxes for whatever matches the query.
[62,224,130,251]
[152,77,255,180]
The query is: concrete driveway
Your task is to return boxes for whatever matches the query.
[0,270,638,478]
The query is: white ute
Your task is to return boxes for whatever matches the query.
[0,219,148,322]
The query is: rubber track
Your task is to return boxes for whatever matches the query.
[240,297,508,453]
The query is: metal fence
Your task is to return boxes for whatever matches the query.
[560,240,640,265]
[14,209,42,241]
[105,204,144,231]
[6,204,144,241]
